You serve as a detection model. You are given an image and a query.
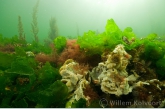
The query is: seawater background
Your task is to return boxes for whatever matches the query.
[0,0,165,43]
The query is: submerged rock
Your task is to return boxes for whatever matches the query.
[90,44,138,96]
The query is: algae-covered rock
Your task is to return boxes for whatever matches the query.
[91,44,138,96]
[59,59,87,92]
[60,59,93,107]
[65,77,90,108]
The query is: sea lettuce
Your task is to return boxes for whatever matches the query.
[54,36,67,53]
[36,80,68,107]
[0,52,15,70]
[70,98,87,108]
[9,57,34,75]
[77,19,123,55]
[38,62,61,85]
[122,27,136,40]
[105,19,122,40]
[77,30,104,55]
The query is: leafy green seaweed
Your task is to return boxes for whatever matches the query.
[54,36,67,53]
[71,98,87,108]
[38,62,61,85]
[36,80,68,107]
[9,57,34,75]
[0,52,15,70]
[77,19,123,55]
[1,18,165,108]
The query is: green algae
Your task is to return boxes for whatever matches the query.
[0,18,165,108]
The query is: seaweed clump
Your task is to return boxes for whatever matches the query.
[31,0,40,43]
[1,17,165,108]
[90,44,138,96]
[18,16,25,41]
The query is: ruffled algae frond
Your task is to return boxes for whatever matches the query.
[91,44,137,96]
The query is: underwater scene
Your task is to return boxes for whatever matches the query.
[0,0,165,108]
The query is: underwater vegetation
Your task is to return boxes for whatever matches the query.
[48,17,59,41]
[18,16,25,41]
[0,2,165,106]
[31,0,40,43]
